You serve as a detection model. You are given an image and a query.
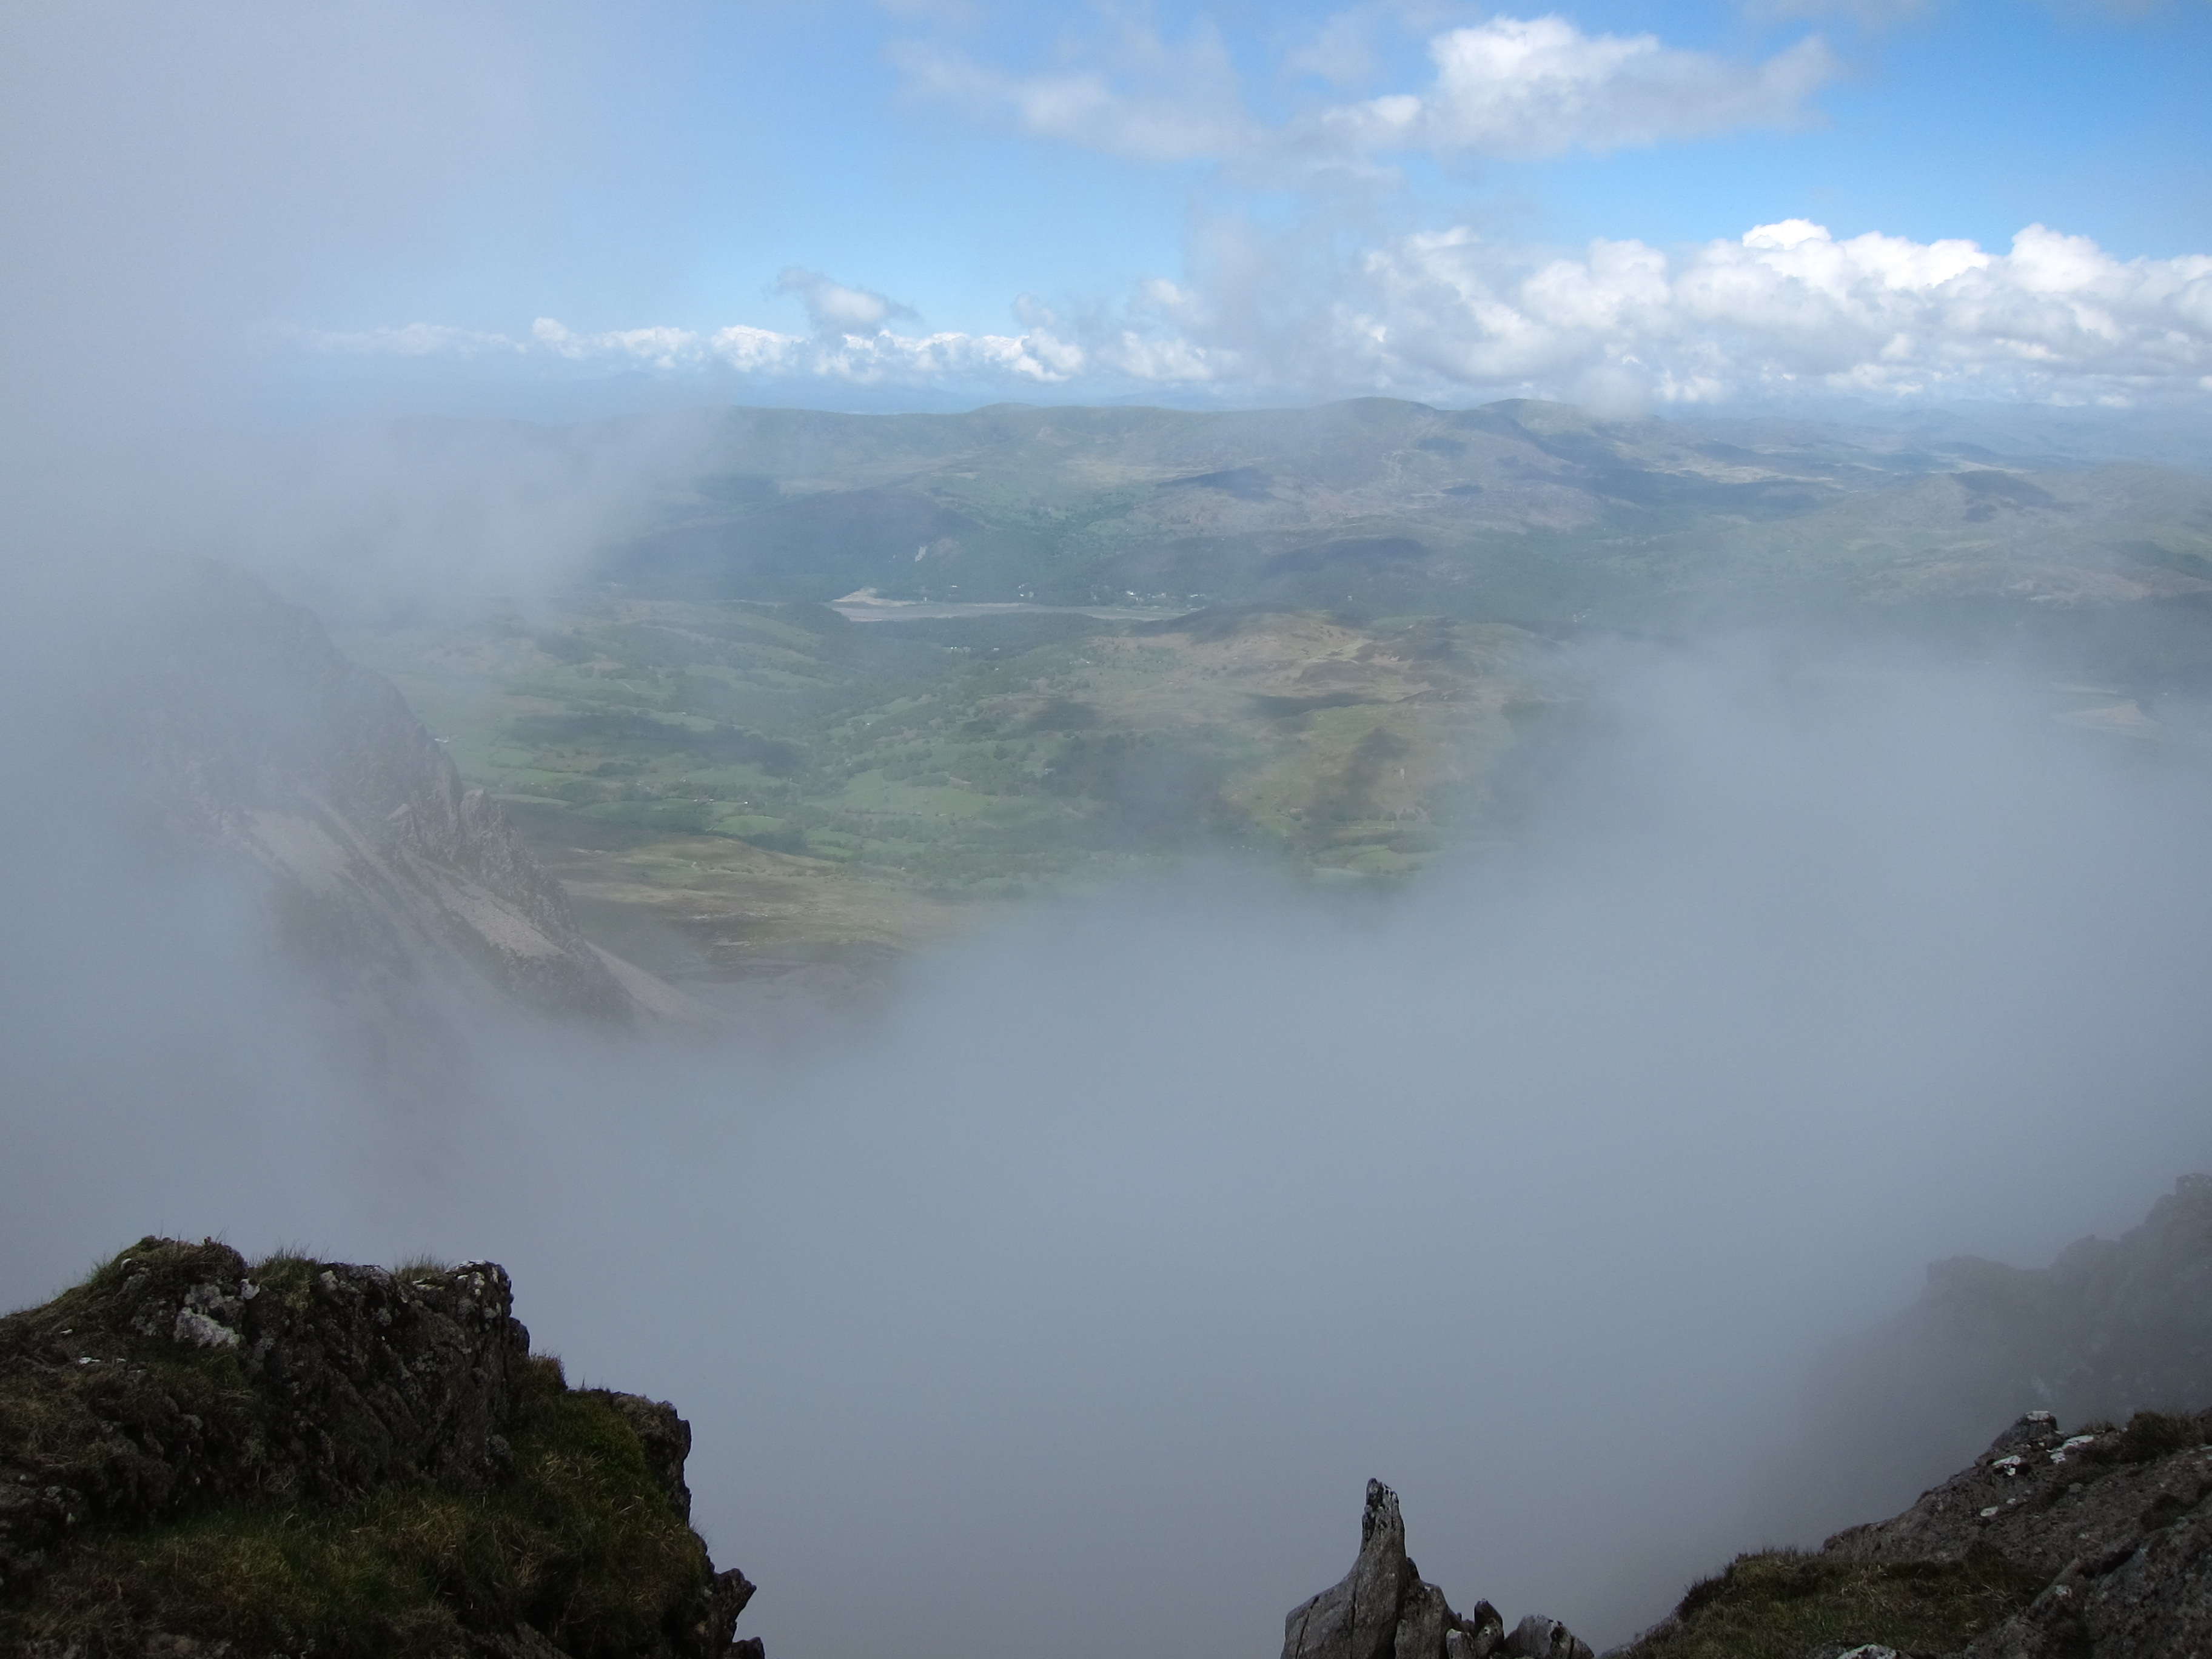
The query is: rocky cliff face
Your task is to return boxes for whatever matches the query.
[1617,1404,2212,1658]
[1282,1480,1593,1659]
[1761,1173,2212,1544]
[1829,1407,2212,1657]
[1887,1173,2212,1427]
[0,1238,757,1658]
[123,566,680,1034]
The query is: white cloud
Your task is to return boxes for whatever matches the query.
[773,267,920,335]
[890,25,1253,165]
[300,310,1089,387]
[896,13,1837,166]
[1282,6,1388,89]
[1316,220,2212,403]
[1314,18,1838,159]
[287,222,2212,408]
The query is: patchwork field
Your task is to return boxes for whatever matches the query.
[334,397,2212,987]
[343,599,1558,982]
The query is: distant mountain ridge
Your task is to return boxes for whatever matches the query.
[598,398,2212,673]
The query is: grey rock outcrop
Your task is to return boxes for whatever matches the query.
[1959,1498,2212,1658]
[1609,1406,2212,1656]
[0,1237,756,1658]
[0,1236,529,1590]
[1501,1614,1594,1659]
[1823,1409,2210,1583]
[1815,1406,2212,1658]
[1282,1480,1576,1659]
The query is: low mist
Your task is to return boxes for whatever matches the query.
[7,626,2211,1653]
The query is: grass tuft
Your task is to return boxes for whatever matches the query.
[1624,1546,2044,1659]
[1,1340,708,1657]
[2106,1409,2211,1464]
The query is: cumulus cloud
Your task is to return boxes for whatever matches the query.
[1313,18,1838,159]
[295,219,2212,408]
[896,13,1837,166]
[1330,218,2212,403]
[773,267,920,335]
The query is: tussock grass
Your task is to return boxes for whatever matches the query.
[0,1354,710,1658]
[2105,1409,2212,1464]
[1625,1546,2044,1659]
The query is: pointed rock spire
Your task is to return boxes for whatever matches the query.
[1281,1481,1584,1659]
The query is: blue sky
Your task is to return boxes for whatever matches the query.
[486,0,2212,335]
[11,0,2209,416]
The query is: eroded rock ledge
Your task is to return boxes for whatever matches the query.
[0,1238,759,1658]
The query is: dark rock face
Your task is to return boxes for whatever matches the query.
[121,566,661,1032]
[1282,1480,1577,1659]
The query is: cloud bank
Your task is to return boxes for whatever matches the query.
[10,637,2212,1659]
[895,13,1838,166]
[294,218,2212,407]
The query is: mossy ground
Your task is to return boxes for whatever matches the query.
[1626,1546,2045,1659]
[2,1247,711,1659]
[1,1243,266,1497]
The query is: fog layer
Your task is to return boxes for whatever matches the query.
[7,635,2211,1653]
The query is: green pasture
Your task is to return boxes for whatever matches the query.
[343,598,1544,976]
